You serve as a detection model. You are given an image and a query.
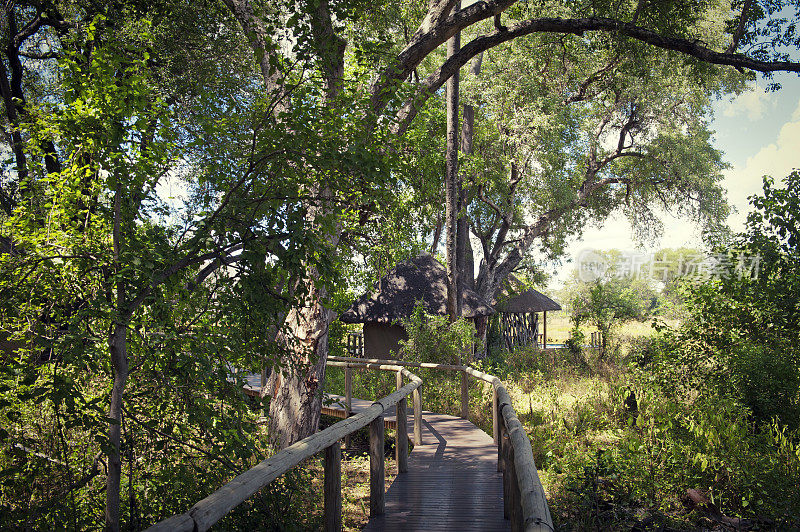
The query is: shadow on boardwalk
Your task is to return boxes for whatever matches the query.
[362,412,509,531]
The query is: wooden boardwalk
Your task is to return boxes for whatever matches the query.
[242,373,510,531]
[364,412,509,531]
[151,362,549,532]
[325,395,509,531]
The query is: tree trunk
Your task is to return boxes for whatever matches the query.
[267,284,334,448]
[445,1,462,321]
[224,0,346,450]
[459,60,477,292]
[105,323,128,532]
[430,213,444,253]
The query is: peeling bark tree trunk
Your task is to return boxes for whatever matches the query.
[267,288,334,448]
[105,323,128,532]
[263,0,346,449]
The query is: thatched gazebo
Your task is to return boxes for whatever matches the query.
[340,253,495,358]
[492,276,562,350]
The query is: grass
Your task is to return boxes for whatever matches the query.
[542,311,678,344]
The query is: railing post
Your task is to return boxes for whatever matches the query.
[460,370,469,419]
[492,386,499,446]
[323,441,342,532]
[412,385,422,446]
[369,415,385,517]
[344,365,352,448]
[395,371,408,473]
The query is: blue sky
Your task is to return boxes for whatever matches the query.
[548,72,800,288]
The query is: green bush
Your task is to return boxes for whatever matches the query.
[399,302,476,365]
[565,325,585,356]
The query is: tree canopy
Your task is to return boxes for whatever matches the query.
[1,0,800,528]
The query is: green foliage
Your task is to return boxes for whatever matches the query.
[501,343,800,530]
[399,302,477,365]
[506,171,800,526]
[565,325,586,356]
[568,276,653,357]
[644,172,800,429]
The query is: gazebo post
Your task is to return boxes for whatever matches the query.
[542,310,547,349]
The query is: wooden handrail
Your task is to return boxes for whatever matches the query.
[328,355,464,371]
[146,356,553,532]
[146,364,420,532]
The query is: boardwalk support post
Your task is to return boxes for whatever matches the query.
[369,415,385,517]
[344,366,353,448]
[396,370,408,473]
[412,385,422,446]
[501,424,509,518]
[323,441,342,532]
[497,393,505,474]
[460,370,469,419]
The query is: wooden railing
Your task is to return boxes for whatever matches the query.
[145,357,553,532]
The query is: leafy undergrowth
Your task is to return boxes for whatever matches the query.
[494,343,800,531]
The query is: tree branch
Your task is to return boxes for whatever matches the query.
[726,0,753,54]
[370,0,516,111]
[392,16,800,134]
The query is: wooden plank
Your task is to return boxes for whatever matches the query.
[502,429,509,519]
[369,415,385,517]
[324,442,342,532]
[507,440,521,532]
[363,413,509,532]
[492,386,499,445]
[396,370,408,474]
[344,367,352,416]
[344,366,352,448]
[501,403,554,532]
[328,356,463,372]
[463,365,502,385]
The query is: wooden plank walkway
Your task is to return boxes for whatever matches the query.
[364,412,509,531]
[242,373,509,531]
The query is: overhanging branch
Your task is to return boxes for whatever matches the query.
[393,16,800,134]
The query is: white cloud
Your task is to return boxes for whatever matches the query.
[723,104,800,230]
[721,84,777,121]
[792,98,800,121]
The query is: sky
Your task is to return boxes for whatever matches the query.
[545,72,800,289]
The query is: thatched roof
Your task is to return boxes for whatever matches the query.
[492,275,561,313]
[340,254,495,324]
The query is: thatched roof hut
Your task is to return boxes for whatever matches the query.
[341,253,495,324]
[340,253,495,357]
[492,275,562,313]
[491,275,561,350]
